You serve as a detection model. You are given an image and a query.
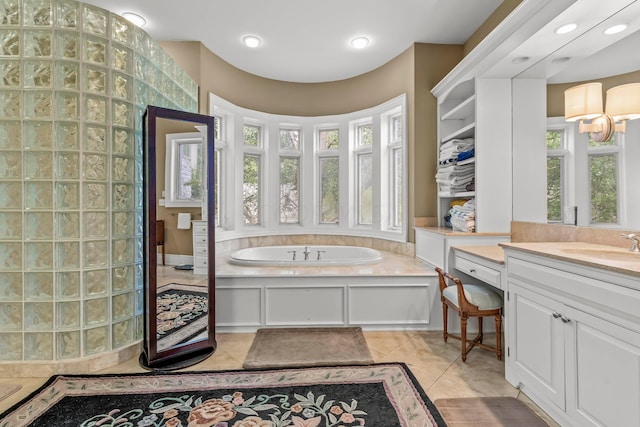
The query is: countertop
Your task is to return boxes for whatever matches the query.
[215,249,436,278]
[414,226,511,237]
[500,241,640,277]
[452,245,505,265]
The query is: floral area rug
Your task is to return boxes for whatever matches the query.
[156,283,208,351]
[0,363,446,427]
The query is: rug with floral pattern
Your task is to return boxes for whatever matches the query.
[0,363,446,427]
[157,283,208,351]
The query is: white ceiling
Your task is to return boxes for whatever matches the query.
[81,0,502,83]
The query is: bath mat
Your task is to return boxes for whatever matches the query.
[243,327,374,369]
[0,384,21,403]
[156,283,208,351]
[434,396,549,426]
[0,363,445,426]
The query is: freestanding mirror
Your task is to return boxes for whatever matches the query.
[140,105,216,370]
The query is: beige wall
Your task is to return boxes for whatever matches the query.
[159,41,462,243]
[546,70,640,117]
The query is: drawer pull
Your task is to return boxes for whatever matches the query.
[561,315,571,323]
[552,312,561,319]
[469,268,476,273]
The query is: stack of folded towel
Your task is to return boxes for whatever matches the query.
[449,198,476,232]
[436,138,475,194]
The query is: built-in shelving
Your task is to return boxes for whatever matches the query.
[436,79,477,229]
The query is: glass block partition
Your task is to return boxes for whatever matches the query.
[0,0,198,362]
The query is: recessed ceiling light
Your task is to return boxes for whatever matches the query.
[122,12,146,27]
[351,37,369,49]
[604,24,628,35]
[242,35,262,48]
[555,23,577,34]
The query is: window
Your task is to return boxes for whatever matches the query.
[546,129,566,222]
[210,92,407,241]
[212,115,223,227]
[546,118,623,227]
[319,156,339,224]
[242,123,263,225]
[164,132,204,207]
[354,121,373,225]
[280,156,300,224]
[242,154,261,225]
[388,113,403,229]
[588,134,620,224]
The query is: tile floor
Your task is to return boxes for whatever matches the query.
[0,266,559,426]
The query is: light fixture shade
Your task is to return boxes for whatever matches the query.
[564,82,603,121]
[605,83,640,121]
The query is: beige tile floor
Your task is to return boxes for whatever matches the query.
[0,266,559,426]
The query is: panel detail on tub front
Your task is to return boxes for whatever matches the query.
[216,287,262,327]
[265,286,346,326]
[348,284,430,325]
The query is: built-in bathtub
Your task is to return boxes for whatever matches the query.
[228,245,382,266]
[216,246,440,333]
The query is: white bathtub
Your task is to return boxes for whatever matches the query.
[228,245,382,266]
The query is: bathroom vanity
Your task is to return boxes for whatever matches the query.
[501,242,640,427]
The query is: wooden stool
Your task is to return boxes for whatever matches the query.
[436,267,503,362]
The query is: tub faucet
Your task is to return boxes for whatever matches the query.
[303,246,311,260]
[288,250,297,260]
[316,250,326,261]
[622,233,640,252]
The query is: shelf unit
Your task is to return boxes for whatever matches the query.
[436,79,476,229]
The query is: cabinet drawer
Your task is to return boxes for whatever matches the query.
[193,235,208,246]
[194,245,208,256]
[455,255,501,288]
[194,255,209,268]
[193,224,208,234]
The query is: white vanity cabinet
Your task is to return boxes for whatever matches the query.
[505,251,640,427]
[191,220,208,275]
[452,247,503,289]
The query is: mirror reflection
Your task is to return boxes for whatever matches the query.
[141,105,216,370]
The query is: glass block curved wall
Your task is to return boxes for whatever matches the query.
[0,0,198,362]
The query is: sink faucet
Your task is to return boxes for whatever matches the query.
[303,246,311,260]
[622,233,640,252]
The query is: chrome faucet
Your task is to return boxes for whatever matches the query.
[303,246,311,260]
[622,233,640,252]
[316,250,326,261]
[287,250,297,260]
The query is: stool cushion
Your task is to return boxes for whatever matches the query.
[443,283,503,310]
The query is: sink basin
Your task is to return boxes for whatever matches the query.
[562,248,640,261]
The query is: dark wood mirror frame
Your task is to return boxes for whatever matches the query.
[140,105,216,370]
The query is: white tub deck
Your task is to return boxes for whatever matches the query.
[214,249,440,332]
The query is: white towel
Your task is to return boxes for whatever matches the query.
[177,213,191,229]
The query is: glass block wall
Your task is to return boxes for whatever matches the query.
[0,0,198,362]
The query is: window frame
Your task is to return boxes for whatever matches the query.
[164,131,205,208]
[209,92,408,242]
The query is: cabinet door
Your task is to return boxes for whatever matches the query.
[508,282,566,411]
[565,307,640,427]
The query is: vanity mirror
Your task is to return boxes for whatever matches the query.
[140,105,216,370]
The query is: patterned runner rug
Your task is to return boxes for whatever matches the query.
[0,363,446,426]
[156,283,208,351]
